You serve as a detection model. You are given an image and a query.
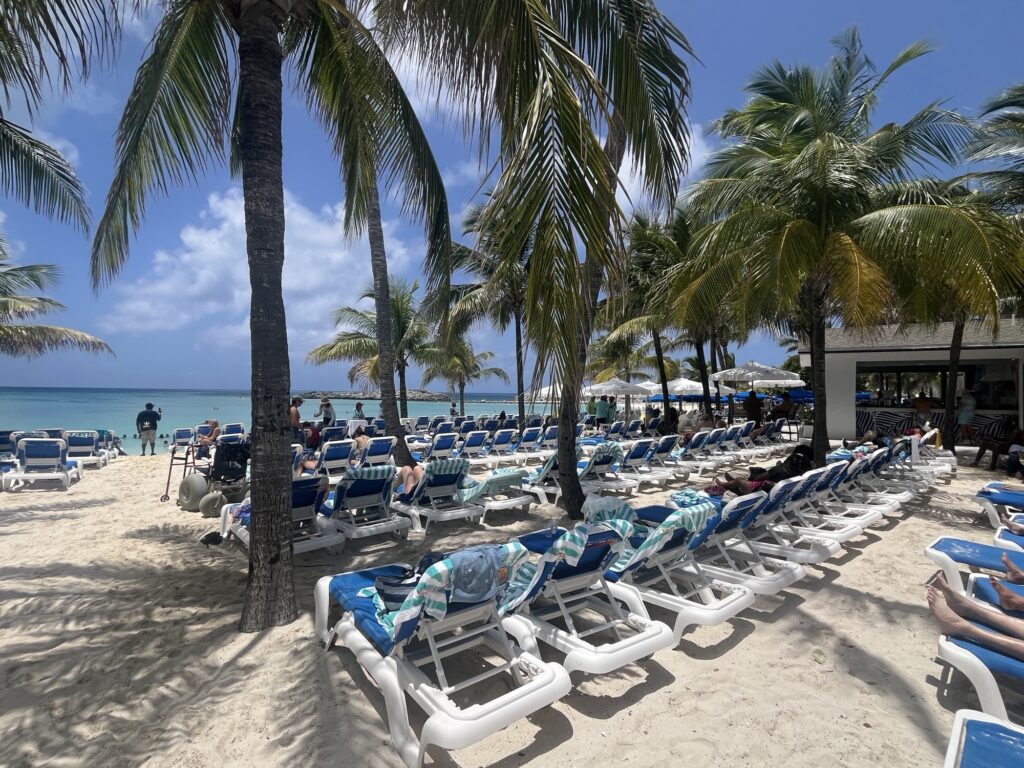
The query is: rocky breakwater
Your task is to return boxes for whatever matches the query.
[301,389,449,402]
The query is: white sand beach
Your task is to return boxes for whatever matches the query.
[2,453,1022,768]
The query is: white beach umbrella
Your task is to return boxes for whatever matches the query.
[711,361,803,387]
[586,377,651,397]
[637,380,662,393]
[526,383,562,400]
[665,376,736,395]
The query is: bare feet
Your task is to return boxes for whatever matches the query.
[1000,512,1024,537]
[927,586,970,636]
[1003,553,1024,585]
[723,472,734,482]
[990,576,1024,612]
[934,572,979,618]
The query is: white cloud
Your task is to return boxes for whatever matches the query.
[101,188,421,368]
[617,122,713,213]
[33,130,80,167]
[62,81,121,117]
[443,159,489,190]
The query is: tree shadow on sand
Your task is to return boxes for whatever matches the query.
[0,557,260,768]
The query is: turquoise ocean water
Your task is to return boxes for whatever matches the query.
[0,387,533,453]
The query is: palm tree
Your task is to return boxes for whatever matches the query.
[421,340,510,416]
[882,181,1024,451]
[307,277,434,420]
[0,254,110,357]
[672,29,1005,464]
[89,2,451,632]
[0,1,110,233]
[439,205,533,433]
[0,4,112,361]
[970,83,1024,208]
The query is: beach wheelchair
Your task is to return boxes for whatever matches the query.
[176,441,250,514]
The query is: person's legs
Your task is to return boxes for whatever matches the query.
[972,439,994,467]
[1002,553,1024,584]
[989,576,1024,613]
[1000,512,1024,537]
[714,476,756,494]
[1008,453,1023,479]
[928,585,1024,661]
[989,448,1004,472]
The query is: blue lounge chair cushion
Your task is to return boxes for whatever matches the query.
[933,538,1024,573]
[958,716,1024,768]
[518,528,566,555]
[977,485,1024,510]
[995,528,1024,550]
[329,565,410,655]
[949,628,1024,681]
[971,579,1024,619]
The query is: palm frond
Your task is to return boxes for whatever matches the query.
[0,323,112,358]
[0,118,88,228]
[91,0,233,288]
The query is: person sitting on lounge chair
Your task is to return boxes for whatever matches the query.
[971,420,1024,471]
[767,393,796,421]
[352,426,370,454]
[197,420,221,459]
[928,571,1024,662]
[712,445,813,495]
[396,460,425,495]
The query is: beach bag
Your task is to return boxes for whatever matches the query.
[374,551,445,611]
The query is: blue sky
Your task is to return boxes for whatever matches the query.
[3,1,1022,391]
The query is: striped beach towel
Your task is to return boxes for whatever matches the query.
[456,466,529,504]
[358,541,530,640]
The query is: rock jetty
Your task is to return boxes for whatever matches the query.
[301,389,448,402]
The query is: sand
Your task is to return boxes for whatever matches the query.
[1,447,1022,768]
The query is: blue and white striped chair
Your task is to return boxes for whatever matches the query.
[5,438,80,490]
[319,464,409,547]
[391,458,485,533]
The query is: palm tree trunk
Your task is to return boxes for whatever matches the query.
[652,329,670,406]
[366,178,412,466]
[709,329,721,410]
[459,378,466,416]
[942,318,966,452]
[236,2,295,633]
[809,300,829,466]
[515,310,526,435]
[694,336,712,416]
[556,112,626,518]
[396,362,410,419]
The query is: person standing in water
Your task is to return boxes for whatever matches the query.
[136,402,161,456]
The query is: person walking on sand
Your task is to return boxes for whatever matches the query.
[136,402,161,456]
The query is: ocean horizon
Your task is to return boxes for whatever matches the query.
[0,386,539,453]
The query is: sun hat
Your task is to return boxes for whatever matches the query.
[320,397,330,403]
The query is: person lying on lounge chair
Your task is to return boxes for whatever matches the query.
[928,572,1024,661]
[841,429,885,450]
[711,445,814,495]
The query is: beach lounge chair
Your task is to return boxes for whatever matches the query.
[392,458,485,533]
[411,432,458,462]
[623,419,644,440]
[222,422,245,436]
[312,439,356,485]
[435,421,455,436]
[319,425,347,445]
[313,542,571,768]
[943,709,1024,768]
[64,430,108,469]
[693,491,807,595]
[577,442,639,496]
[603,420,625,440]
[521,454,564,505]
[361,436,397,466]
[457,467,535,524]
[500,514,676,675]
[319,464,410,547]
[453,430,489,461]
[975,482,1024,530]
[512,426,545,462]
[412,416,431,434]
[598,496,757,640]
[733,476,843,564]
[646,435,691,481]
[616,439,675,489]
[924,537,1024,596]
[219,475,344,554]
[644,417,662,437]
[471,428,518,469]
[4,438,81,490]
